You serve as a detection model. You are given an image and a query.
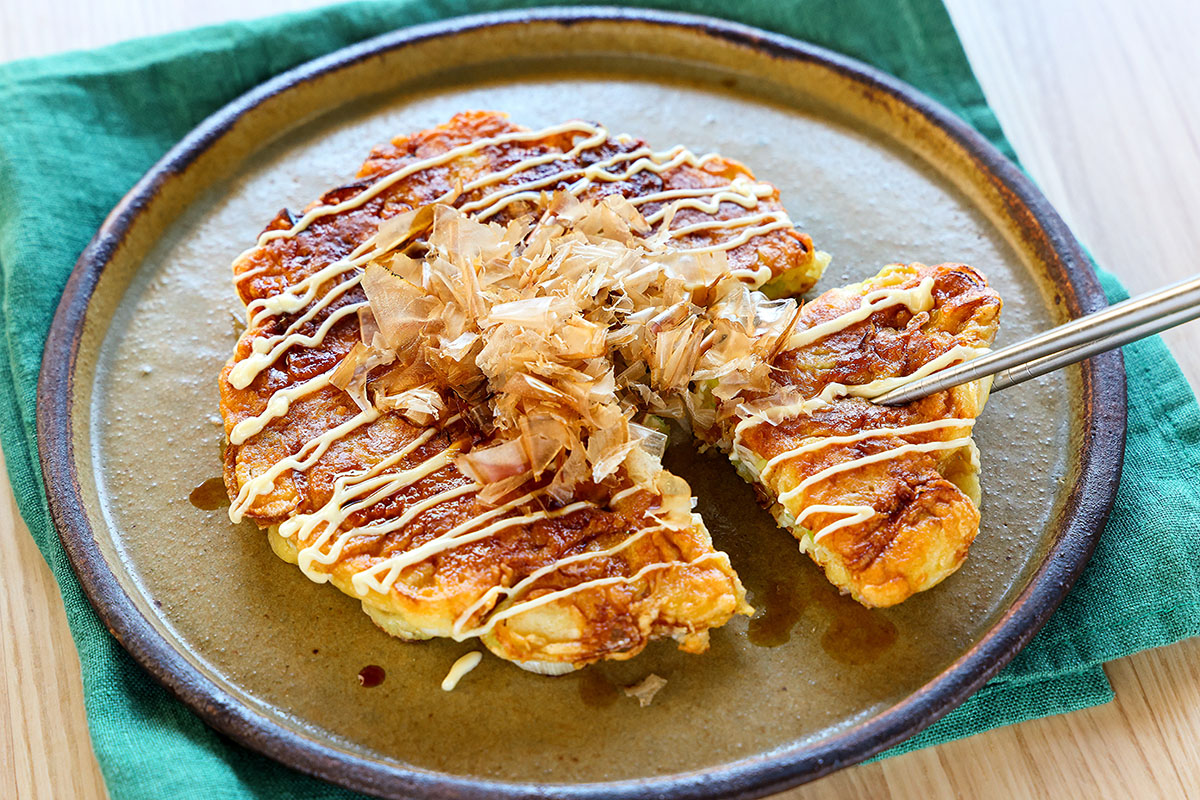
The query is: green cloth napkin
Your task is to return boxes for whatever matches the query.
[2,1,1198,797]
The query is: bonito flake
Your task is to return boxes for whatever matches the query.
[355,192,802,504]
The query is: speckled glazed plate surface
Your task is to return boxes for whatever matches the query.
[37,8,1125,799]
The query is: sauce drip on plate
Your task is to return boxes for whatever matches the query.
[578,670,620,708]
[816,589,898,665]
[188,477,228,510]
[747,580,807,647]
[357,665,385,687]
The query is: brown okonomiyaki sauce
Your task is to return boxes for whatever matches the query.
[741,556,897,663]
[820,600,898,665]
[577,670,621,708]
[358,665,386,687]
[747,580,808,647]
[188,477,228,510]
[665,442,897,663]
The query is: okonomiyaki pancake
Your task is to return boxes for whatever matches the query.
[219,112,827,673]
[719,263,1002,608]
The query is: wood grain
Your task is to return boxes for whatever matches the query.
[2,1,1198,798]
[0,463,107,798]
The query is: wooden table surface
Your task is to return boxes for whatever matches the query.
[3,1,1199,797]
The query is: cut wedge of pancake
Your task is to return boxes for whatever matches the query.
[718,262,1002,607]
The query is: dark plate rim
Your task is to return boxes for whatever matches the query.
[35,7,1126,800]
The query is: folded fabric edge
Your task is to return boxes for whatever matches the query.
[1006,596,1200,680]
[870,664,1114,762]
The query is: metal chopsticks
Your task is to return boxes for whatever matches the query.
[872,274,1200,406]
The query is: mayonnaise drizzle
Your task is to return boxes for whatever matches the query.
[244,246,374,324]
[234,262,271,284]
[609,485,647,505]
[229,120,799,439]
[636,179,775,223]
[229,370,335,446]
[303,484,482,582]
[229,407,379,522]
[731,342,987,450]
[441,651,483,691]
[455,552,723,639]
[831,345,990,403]
[795,504,876,543]
[352,497,591,597]
[783,277,935,352]
[664,210,788,240]
[731,280,987,454]
[762,432,975,546]
[232,122,604,329]
[756,418,976,482]
[449,523,666,638]
[718,276,989,546]
[282,431,471,580]
[778,436,973,506]
[229,273,366,389]
[252,120,604,248]
[684,219,797,259]
[232,122,794,378]
[463,145,674,219]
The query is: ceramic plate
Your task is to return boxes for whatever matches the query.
[37,9,1125,799]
